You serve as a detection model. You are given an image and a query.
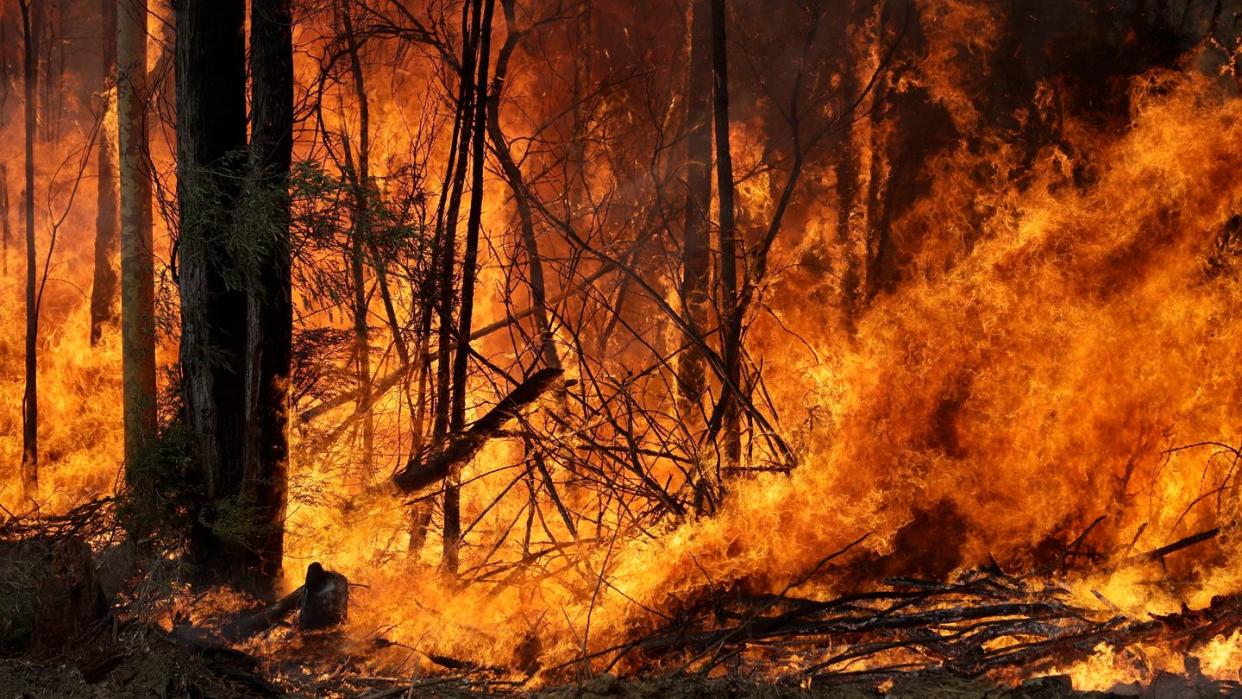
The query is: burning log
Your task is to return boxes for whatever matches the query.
[392,368,565,493]
[221,584,306,642]
[221,561,348,641]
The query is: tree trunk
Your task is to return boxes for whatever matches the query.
[174,0,251,583]
[678,0,712,413]
[338,1,375,479]
[434,0,481,576]
[1,163,10,276]
[90,0,120,346]
[710,0,740,475]
[19,0,38,496]
[434,0,480,446]
[244,0,294,586]
[0,13,10,124]
[445,0,496,576]
[118,0,158,495]
[487,0,561,375]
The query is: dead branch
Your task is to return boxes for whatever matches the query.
[391,368,566,492]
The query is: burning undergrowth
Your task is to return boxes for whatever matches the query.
[0,0,1241,695]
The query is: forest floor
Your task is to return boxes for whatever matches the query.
[0,638,1226,699]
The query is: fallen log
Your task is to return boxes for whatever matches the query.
[1130,527,1220,564]
[220,561,349,641]
[221,585,305,642]
[392,368,565,493]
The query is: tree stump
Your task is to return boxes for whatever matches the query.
[300,562,348,631]
[32,537,108,651]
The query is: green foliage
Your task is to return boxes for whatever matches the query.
[118,420,197,548]
[288,158,433,318]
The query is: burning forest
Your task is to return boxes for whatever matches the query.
[0,0,1241,696]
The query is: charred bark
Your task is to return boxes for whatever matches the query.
[244,0,294,585]
[89,0,120,347]
[445,0,496,575]
[678,0,713,411]
[174,0,251,584]
[710,0,740,474]
[19,0,38,495]
[393,368,563,494]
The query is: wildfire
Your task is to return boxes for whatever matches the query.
[1,0,1240,694]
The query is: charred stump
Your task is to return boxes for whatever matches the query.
[221,561,348,641]
[300,562,348,631]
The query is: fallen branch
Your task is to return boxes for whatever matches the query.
[392,368,566,492]
[1129,527,1221,564]
[221,586,305,642]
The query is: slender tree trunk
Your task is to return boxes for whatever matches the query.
[19,0,38,496]
[340,7,409,370]
[337,2,376,477]
[244,0,293,586]
[90,0,120,346]
[1,164,10,276]
[433,0,480,574]
[434,1,479,444]
[487,0,560,374]
[175,0,251,584]
[119,0,158,488]
[0,12,10,279]
[710,0,740,475]
[445,0,496,575]
[678,0,713,412]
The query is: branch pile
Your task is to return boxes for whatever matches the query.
[614,566,1242,690]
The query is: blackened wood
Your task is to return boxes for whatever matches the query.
[174,0,250,581]
[118,0,158,489]
[393,368,563,493]
[32,538,108,651]
[89,0,119,346]
[678,0,713,409]
[245,0,294,586]
[300,562,348,631]
[221,585,304,642]
[710,0,741,473]
[18,0,38,495]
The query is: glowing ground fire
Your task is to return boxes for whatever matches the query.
[0,0,1240,694]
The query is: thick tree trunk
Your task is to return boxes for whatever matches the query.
[118,0,158,491]
[245,0,294,585]
[0,13,9,123]
[90,0,120,346]
[678,0,712,412]
[175,0,251,583]
[19,0,38,496]
[710,0,740,475]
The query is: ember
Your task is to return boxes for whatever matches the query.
[0,0,1240,696]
